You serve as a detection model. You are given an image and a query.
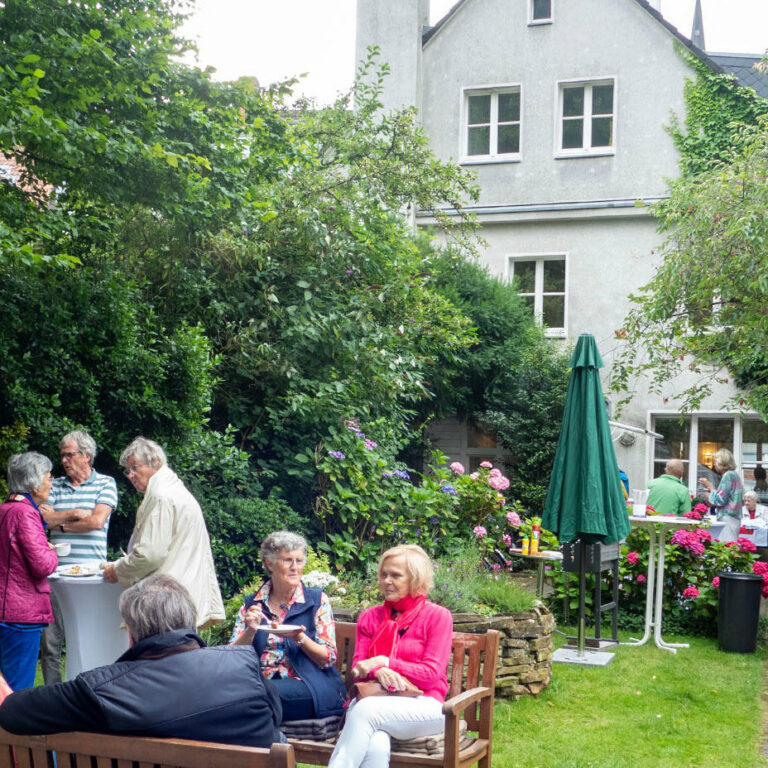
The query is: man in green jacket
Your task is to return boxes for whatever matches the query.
[646,459,692,516]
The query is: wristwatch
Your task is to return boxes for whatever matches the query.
[59,525,66,533]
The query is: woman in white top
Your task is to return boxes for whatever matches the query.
[743,490,768,522]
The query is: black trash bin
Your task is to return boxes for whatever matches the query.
[718,571,763,653]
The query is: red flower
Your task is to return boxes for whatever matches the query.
[626,551,639,565]
[683,509,702,520]
[712,576,720,588]
[682,586,700,599]
[753,562,768,576]
[737,537,757,554]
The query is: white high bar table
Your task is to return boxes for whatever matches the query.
[622,515,701,653]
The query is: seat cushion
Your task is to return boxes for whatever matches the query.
[391,719,472,756]
[281,714,343,741]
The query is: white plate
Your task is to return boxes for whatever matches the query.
[256,624,302,636]
[57,566,100,578]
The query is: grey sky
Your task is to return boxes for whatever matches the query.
[181,0,768,103]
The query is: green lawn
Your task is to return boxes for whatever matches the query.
[493,629,766,768]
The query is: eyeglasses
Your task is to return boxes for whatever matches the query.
[279,558,305,568]
[123,464,145,477]
[60,451,81,460]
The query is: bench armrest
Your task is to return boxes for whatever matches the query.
[442,685,492,717]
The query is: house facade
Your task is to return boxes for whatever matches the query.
[355,0,768,494]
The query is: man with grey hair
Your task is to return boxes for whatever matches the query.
[39,429,118,685]
[0,574,283,746]
[646,458,692,517]
[103,437,223,631]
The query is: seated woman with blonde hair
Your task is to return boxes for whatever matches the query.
[329,544,452,768]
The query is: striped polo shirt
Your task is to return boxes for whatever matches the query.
[48,469,118,565]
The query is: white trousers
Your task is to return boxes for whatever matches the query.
[328,695,445,768]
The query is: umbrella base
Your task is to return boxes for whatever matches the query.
[553,647,615,666]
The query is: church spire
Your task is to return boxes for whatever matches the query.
[691,0,706,50]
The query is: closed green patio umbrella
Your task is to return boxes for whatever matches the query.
[543,333,630,545]
[543,334,630,662]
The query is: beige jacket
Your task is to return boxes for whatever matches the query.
[114,465,224,629]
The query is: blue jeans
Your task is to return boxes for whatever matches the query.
[271,676,316,721]
[0,624,44,690]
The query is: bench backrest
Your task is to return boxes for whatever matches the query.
[0,729,296,768]
[333,621,500,731]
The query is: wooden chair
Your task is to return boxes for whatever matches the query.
[289,621,500,768]
[0,729,296,768]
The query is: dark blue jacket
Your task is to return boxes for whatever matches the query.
[247,584,346,718]
[0,629,283,746]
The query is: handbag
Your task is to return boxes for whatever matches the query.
[349,678,422,700]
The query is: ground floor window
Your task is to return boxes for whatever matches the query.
[651,412,768,494]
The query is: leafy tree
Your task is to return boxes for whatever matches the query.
[611,118,768,416]
[422,252,570,513]
[0,0,291,265]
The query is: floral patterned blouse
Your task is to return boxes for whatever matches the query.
[709,470,744,520]
[229,581,337,678]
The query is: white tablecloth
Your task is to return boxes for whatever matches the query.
[49,575,129,680]
[707,519,768,547]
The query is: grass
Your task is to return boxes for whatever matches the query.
[493,627,766,768]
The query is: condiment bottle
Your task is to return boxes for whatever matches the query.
[530,522,541,554]
[521,537,530,555]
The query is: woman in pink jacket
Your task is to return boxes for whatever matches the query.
[0,453,58,689]
[329,544,452,768]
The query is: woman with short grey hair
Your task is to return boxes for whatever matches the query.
[103,437,223,631]
[743,490,768,522]
[230,530,346,723]
[0,453,59,689]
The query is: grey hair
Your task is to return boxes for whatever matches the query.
[7,452,52,495]
[744,490,759,503]
[713,448,736,473]
[119,573,196,641]
[60,430,97,466]
[119,437,167,470]
[260,531,308,571]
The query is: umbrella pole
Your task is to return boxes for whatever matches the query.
[578,539,586,657]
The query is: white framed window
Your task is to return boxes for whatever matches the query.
[509,254,566,337]
[462,86,521,163]
[529,0,552,24]
[556,78,615,157]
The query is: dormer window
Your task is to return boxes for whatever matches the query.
[529,0,552,24]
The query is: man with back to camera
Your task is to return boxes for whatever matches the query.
[0,573,283,747]
[38,429,118,685]
[646,458,692,517]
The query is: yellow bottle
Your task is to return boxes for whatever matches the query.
[522,537,530,555]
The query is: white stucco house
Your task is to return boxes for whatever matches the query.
[355,0,768,495]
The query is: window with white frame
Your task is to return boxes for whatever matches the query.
[510,255,566,337]
[464,88,521,161]
[652,413,768,497]
[558,79,615,155]
[529,0,552,23]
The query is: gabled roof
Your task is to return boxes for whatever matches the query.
[709,53,768,99]
[422,0,764,92]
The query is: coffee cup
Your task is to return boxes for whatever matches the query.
[54,542,71,557]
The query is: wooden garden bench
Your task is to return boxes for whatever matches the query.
[0,728,296,768]
[288,621,500,768]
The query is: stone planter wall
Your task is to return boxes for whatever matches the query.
[452,603,555,699]
[334,603,555,700]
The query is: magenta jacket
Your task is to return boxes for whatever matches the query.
[353,600,453,701]
[0,496,58,623]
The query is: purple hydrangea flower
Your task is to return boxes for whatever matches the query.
[328,450,346,459]
[440,484,459,496]
[393,470,410,480]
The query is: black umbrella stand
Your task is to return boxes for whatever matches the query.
[553,540,620,667]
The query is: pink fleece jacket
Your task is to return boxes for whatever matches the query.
[353,600,453,701]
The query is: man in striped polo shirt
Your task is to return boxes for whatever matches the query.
[38,430,118,685]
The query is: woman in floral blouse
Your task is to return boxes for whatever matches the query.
[229,531,346,721]
[700,448,743,543]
